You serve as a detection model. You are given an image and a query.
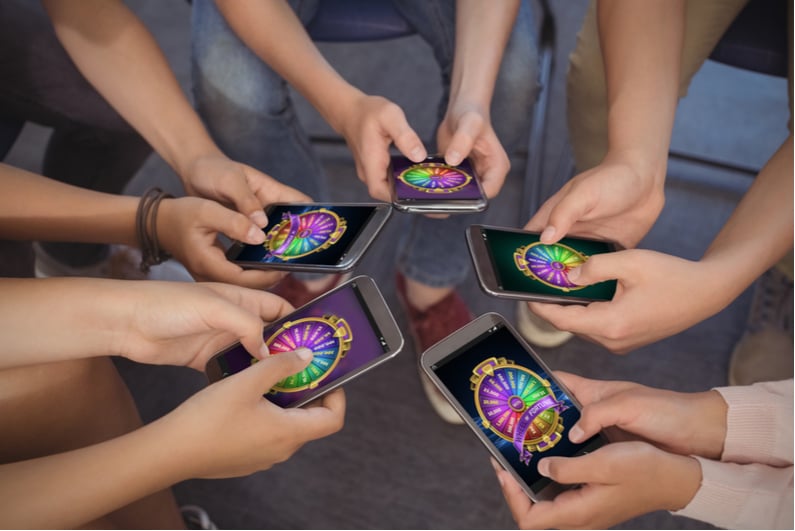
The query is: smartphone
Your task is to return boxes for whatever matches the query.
[205,275,404,408]
[420,313,607,501]
[467,224,618,304]
[225,203,392,273]
[388,155,487,213]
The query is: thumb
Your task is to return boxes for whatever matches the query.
[443,112,482,166]
[223,168,270,228]
[236,348,314,394]
[540,187,597,244]
[566,252,621,287]
[201,200,266,246]
[537,452,607,485]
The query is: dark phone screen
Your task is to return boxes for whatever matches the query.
[431,323,603,493]
[211,281,389,407]
[392,156,484,201]
[480,228,617,301]
[233,205,377,266]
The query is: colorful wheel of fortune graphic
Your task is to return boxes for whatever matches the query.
[263,208,347,261]
[266,315,352,393]
[397,162,472,194]
[471,357,566,462]
[514,242,587,291]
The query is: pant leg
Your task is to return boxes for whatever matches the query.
[190,0,330,202]
[391,0,539,287]
[567,0,751,172]
[0,0,151,268]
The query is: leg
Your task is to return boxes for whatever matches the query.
[0,357,184,529]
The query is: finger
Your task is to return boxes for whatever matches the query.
[239,347,314,391]
[244,164,313,206]
[524,187,566,233]
[222,167,271,227]
[287,388,347,440]
[476,152,510,199]
[358,146,394,203]
[201,296,274,360]
[443,112,483,166]
[194,244,285,290]
[387,111,426,163]
[553,371,601,408]
[203,282,294,324]
[566,251,625,287]
[492,459,534,524]
[201,200,266,245]
[538,452,610,486]
[539,186,598,244]
[571,393,640,443]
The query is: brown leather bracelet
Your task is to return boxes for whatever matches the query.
[135,187,174,274]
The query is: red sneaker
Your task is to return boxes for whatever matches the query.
[270,273,350,309]
[395,272,473,424]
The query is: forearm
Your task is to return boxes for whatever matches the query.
[213,0,362,132]
[700,137,794,308]
[0,416,187,529]
[0,164,137,246]
[449,0,520,112]
[598,0,684,179]
[41,0,222,178]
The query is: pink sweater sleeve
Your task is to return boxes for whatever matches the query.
[673,379,793,529]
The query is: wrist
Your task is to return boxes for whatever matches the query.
[662,453,702,511]
[323,85,368,135]
[603,148,668,188]
[691,390,728,459]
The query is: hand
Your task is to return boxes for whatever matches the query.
[157,196,288,289]
[437,104,510,200]
[110,280,293,371]
[181,152,311,225]
[556,371,727,459]
[337,93,427,202]
[494,442,702,529]
[164,348,346,479]
[526,248,725,353]
[525,158,665,249]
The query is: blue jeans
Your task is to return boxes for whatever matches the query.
[192,0,539,287]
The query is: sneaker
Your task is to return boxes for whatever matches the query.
[729,266,794,386]
[270,272,351,309]
[180,505,218,530]
[515,301,573,348]
[395,272,471,425]
[34,243,194,282]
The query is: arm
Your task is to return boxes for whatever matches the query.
[0,351,345,529]
[213,0,427,201]
[435,0,519,197]
[40,0,307,221]
[527,0,684,248]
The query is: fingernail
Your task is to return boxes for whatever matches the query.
[259,344,270,358]
[568,266,581,284]
[250,210,268,227]
[446,150,462,166]
[540,226,556,243]
[295,347,313,362]
[569,425,584,443]
[246,225,266,244]
[537,459,551,478]
[410,147,425,162]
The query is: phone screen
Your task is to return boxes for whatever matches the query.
[210,280,390,407]
[480,228,617,301]
[430,322,602,493]
[392,156,484,201]
[233,205,378,266]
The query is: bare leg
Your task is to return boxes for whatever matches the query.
[0,357,184,529]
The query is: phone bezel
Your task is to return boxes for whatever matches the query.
[466,224,619,305]
[419,312,606,502]
[205,275,404,408]
[225,202,392,273]
[388,155,488,213]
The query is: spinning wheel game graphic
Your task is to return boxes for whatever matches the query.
[397,162,473,194]
[471,357,567,465]
[514,242,587,292]
[263,208,347,261]
[264,315,353,393]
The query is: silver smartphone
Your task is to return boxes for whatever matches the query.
[205,275,404,408]
[466,224,619,305]
[225,203,392,273]
[420,313,607,501]
[388,155,487,213]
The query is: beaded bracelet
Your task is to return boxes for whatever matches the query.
[135,187,174,273]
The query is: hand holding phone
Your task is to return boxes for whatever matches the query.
[467,225,618,304]
[388,155,487,213]
[420,313,607,501]
[205,275,403,408]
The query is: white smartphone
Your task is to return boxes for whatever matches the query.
[420,313,607,501]
[466,224,619,305]
[225,203,392,273]
[388,155,487,213]
[205,275,404,408]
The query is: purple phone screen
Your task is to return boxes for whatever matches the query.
[212,281,388,407]
[391,156,483,200]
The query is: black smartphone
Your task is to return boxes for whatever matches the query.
[388,154,487,213]
[466,224,619,304]
[420,313,607,502]
[205,275,404,408]
[225,203,392,273]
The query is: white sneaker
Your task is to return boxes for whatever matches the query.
[180,505,218,530]
[515,301,573,348]
[419,370,465,425]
